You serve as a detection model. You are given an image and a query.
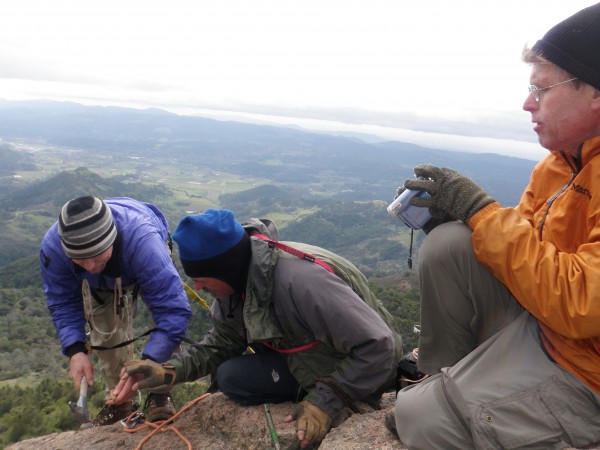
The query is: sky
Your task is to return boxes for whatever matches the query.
[0,0,597,161]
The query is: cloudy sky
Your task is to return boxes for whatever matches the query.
[0,1,596,160]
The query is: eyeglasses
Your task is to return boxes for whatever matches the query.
[527,78,578,102]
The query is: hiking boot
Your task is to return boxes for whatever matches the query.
[144,392,176,422]
[396,348,428,392]
[385,411,398,437]
[80,401,135,430]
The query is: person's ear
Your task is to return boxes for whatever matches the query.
[590,87,600,110]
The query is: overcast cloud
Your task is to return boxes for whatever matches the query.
[0,1,596,161]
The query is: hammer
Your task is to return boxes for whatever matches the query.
[69,375,92,424]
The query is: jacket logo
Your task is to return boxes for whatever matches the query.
[571,183,592,200]
[271,369,280,383]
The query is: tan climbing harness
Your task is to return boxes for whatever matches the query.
[82,277,136,359]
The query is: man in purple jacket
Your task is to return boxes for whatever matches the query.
[40,196,192,428]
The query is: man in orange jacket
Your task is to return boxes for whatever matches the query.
[388,4,600,449]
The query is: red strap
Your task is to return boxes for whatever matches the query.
[263,340,319,354]
[251,233,335,274]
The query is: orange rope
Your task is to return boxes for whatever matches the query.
[399,373,430,384]
[123,392,211,450]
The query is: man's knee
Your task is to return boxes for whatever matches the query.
[394,385,426,430]
[216,358,244,395]
[420,222,473,269]
[394,377,454,448]
[216,353,301,405]
[215,355,272,405]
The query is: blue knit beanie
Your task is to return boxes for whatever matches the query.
[173,210,251,290]
[173,209,245,261]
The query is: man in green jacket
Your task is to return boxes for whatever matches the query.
[111,209,402,448]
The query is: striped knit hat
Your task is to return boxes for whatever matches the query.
[58,196,117,259]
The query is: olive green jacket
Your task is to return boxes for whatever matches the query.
[171,218,402,417]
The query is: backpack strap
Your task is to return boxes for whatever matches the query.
[251,233,335,274]
[262,341,320,353]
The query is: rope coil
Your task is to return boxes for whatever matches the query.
[123,393,212,450]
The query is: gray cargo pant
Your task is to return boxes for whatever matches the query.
[393,222,600,449]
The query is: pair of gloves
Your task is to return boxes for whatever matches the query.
[397,164,495,232]
[122,360,333,446]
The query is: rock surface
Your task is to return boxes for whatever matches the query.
[7,392,407,450]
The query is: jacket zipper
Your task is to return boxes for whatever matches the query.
[539,172,576,240]
[538,147,582,240]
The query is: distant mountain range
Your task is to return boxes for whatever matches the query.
[0,99,536,204]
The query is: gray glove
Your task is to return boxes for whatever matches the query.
[393,185,453,234]
[404,164,495,223]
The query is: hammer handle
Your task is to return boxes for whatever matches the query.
[80,375,88,398]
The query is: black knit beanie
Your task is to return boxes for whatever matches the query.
[532,3,600,90]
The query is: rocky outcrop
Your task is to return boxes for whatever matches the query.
[7,392,407,450]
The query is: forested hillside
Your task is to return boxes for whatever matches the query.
[0,167,424,448]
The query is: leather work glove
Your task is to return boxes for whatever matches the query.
[404,164,495,223]
[123,359,176,390]
[393,185,453,234]
[287,400,332,448]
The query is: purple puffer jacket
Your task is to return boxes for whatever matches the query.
[40,197,192,362]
